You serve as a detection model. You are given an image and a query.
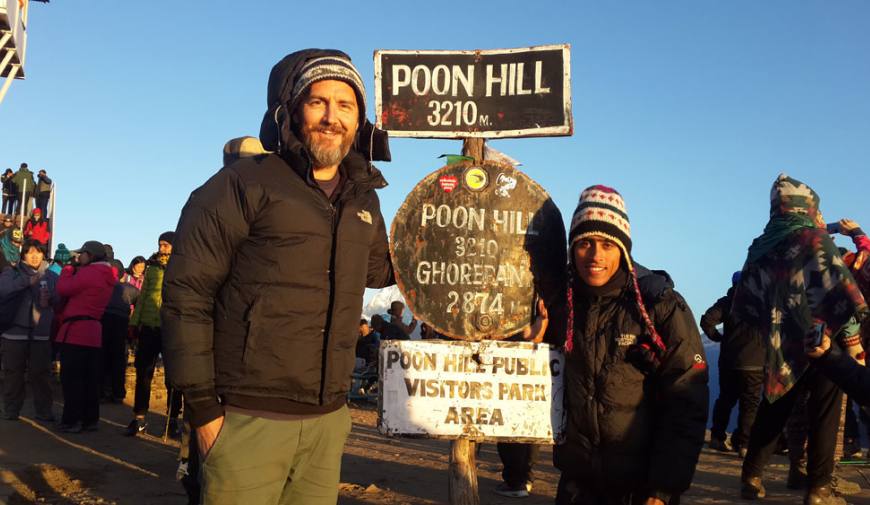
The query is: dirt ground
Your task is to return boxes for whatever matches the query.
[2,367,870,504]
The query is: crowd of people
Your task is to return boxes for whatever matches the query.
[2,48,869,505]
[2,162,52,217]
[0,231,175,429]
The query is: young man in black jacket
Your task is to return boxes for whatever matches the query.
[701,273,765,457]
[552,185,709,505]
[162,49,394,505]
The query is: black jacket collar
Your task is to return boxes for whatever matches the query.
[279,132,387,198]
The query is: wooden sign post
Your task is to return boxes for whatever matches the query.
[451,138,482,505]
[375,45,572,505]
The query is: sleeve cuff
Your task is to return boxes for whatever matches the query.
[185,391,224,428]
[850,227,866,238]
[816,345,839,365]
[649,490,672,503]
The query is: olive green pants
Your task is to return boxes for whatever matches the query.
[202,405,352,505]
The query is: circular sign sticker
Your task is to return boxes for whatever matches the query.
[390,161,566,340]
[463,166,489,191]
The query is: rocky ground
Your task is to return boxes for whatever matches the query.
[2,367,870,504]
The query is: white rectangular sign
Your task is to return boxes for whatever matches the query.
[378,339,565,442]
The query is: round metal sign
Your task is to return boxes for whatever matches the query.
[390,160,566,340]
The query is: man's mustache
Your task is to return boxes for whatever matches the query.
[311,125,348,135]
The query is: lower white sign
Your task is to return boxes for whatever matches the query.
[378,339,565,442]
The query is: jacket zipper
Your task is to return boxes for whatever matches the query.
[318,196,341,405]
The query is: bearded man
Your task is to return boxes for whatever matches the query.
[161,50,394,505]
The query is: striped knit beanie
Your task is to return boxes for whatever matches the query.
[564,185,665,356]
[568,185,633,268]
[289,55,367,126]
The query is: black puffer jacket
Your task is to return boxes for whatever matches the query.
[700,286,765,371]
[554,268,709,501]
[162,49,394,428]
[163,149,394,426]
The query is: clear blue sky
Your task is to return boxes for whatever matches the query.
[2,1,869,321]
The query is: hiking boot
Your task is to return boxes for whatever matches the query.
[843,438,861,460]
[124,417,147,436]
[804,486,846,505]
[57,422,82,433]
[709,438,731,452]
[494,481,532,498]
[82,422,99,432]
[788,463,808,490]
[741,477,766,500]
[831,474,861,495]
[176,459,189,481]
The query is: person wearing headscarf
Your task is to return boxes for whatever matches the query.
[736,174,868,505]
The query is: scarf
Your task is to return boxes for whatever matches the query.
[735,224,868,402]
[746,213,816,264]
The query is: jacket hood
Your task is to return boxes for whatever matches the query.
[769,173,820,219]
[634,264,675,301]
[147,252,170,268]
[258,48,391,163]
[90,261,119,287]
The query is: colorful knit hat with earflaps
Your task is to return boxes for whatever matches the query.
[565,185,666,357]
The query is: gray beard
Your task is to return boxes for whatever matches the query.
[304,132,353,169]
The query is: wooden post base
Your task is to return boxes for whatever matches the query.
[448,439,480,505]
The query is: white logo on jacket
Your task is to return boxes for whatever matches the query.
[357,210,373,224]
[616,333,638,346]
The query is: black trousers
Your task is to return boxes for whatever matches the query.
[844,397,870,443]
[133,326,181,418]
[742,368,843,488]
[497,442,539,487]
[36,192,50,216]
[710,368,763,449]
[1,194,14,215]
[180,407,202,505]
[787,388,811,463]
[60,343,101,426]
[555,479,681,505]
[101,314,129,401]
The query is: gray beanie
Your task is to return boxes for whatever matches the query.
[288,55,367,126]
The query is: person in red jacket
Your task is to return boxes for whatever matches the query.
[55,240,117,433]
[23,208,50,246]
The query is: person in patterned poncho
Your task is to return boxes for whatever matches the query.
[736,174,868,505]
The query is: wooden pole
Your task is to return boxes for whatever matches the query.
[462,138,485,165]
[447,137,485,505]
[449,438,480,505]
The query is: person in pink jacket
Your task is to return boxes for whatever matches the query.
[55,240,117,433]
